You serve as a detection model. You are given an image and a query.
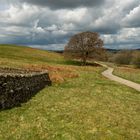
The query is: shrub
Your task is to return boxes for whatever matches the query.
[132,51,140,68]
[112,50,133,65]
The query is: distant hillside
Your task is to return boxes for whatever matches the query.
[106,49,120,53]
[106,48,140,53]
[52,48,140,54]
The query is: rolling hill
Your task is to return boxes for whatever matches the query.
[0,44,140,140]
[0,44,65,68]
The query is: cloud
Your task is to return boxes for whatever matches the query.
[30,44,65,50]
[122,5,140,27]
[23,0,105,9]
[102,28,140,49]
[0,0,140,50]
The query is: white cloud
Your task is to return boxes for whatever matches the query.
[59,8,87,23]
[122,5,140,27]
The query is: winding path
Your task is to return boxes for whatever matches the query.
[99,63,140,92]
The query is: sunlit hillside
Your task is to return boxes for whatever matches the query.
[0,44,65,68]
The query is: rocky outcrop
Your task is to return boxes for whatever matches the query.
[0,68,51,110]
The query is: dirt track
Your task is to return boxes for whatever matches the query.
[102,66,140,92]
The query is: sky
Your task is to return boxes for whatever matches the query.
[0,0,140,50]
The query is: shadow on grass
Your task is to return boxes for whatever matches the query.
[63,60,101,67]
[63,60,82,66]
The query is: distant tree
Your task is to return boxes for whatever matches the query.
[64,32,104,65]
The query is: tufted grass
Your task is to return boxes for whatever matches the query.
[0,45,140,139]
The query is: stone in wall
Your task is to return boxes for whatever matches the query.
[0,68,52,110]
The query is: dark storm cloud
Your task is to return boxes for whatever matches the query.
[23,0,105,9]
[92,24,121,34]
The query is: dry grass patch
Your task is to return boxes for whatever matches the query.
[114,66,140,84]
[24,64,79,84]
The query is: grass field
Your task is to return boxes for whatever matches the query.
[114,66,140,84]
[0,44,65,67]
[0,45,140,140]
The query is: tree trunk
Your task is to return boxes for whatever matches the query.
[82,57,86,65]
[82,52,88,65]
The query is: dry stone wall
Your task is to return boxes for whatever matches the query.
[0,68,51,110]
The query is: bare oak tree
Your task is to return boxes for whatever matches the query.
[64,31,104,65]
